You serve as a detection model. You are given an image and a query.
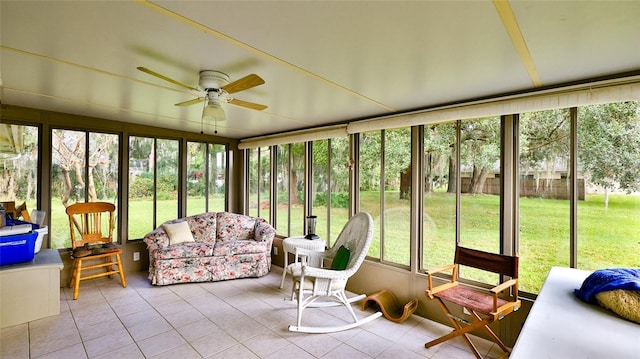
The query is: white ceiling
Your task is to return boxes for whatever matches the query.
[2,1,639,139]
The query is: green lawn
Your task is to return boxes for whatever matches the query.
[358,191,639,293]
[44,192,638,294]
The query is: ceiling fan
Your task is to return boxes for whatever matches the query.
[137,67,267,129]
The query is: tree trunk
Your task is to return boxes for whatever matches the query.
[469,165,489,194]
[88,166,98,201]
[101,168,108,199]
[290,170,300,204]
[447,153,457,193]
[400,165,411,199]
[26,171,34,202]
[424,154,433,193]
[62,169,72,206]
[74,161,85,202]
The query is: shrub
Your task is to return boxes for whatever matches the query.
[314,192,349,208]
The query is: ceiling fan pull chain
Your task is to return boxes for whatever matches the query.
[200,102,205,134]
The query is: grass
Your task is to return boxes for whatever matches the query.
[359,191,639,293]
[42,192,638,294]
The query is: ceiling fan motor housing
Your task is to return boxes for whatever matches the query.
[199,70,230,90]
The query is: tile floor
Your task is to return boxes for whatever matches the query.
[1,268,505,359]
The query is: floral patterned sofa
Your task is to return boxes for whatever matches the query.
[143,212,276,285]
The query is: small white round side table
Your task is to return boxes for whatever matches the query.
[279,235,325,288]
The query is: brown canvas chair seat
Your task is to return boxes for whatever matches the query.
[434,285,510,315]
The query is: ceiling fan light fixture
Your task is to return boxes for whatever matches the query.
[202,93,226,123]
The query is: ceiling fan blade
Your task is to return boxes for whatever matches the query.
[175,97,205,107]
[222,74,265,94]
[137,67,198,91]
[228,98,268,111]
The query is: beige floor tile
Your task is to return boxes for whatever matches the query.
[253,307,297,329]
[207,307,251,329]
[430,343,479,359]
[137,329,187,358]
[103,291,145,308]
[190,330,239,357]
[322,343,373,359]
[28,311,76,335]
[347,330,394,357]
[232,297,275,318]
[144,291,183,307]
[83,327,134,358]
[376,344,430,359]
[77,317,126,342]
[28,324,81,358]
[224,317,269,342]
[119,307,163,328]
[111,297,153,317]
[10,270,504,359]
[163,306,206,328]
[32,342,87,359]
[127,316,173,342]
[241,331,291,358]
[175,317,220,342]
[73,307,119,328]
[0,323,29,359]
[208,343,261,359]
[169,282,210,299]
[147,343,202,359]
[92,343,144,359]
[293,331,343,357]
[152,298,191,316]
[262,343,316,359]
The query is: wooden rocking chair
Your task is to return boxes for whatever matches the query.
[424,246,520,359]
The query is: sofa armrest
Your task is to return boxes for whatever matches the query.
[143,227,170,252]
[254,220,276,242]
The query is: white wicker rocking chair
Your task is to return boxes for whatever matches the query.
[288,212,382,333]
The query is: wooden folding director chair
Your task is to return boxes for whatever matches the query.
[66,202,126,300]
[424,246,520,359]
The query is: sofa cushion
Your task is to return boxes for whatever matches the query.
[186,212,217,243]
[153,242,215,260]
[213,240,268,256]
[164,221,195,246]
[217,212,257,241]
